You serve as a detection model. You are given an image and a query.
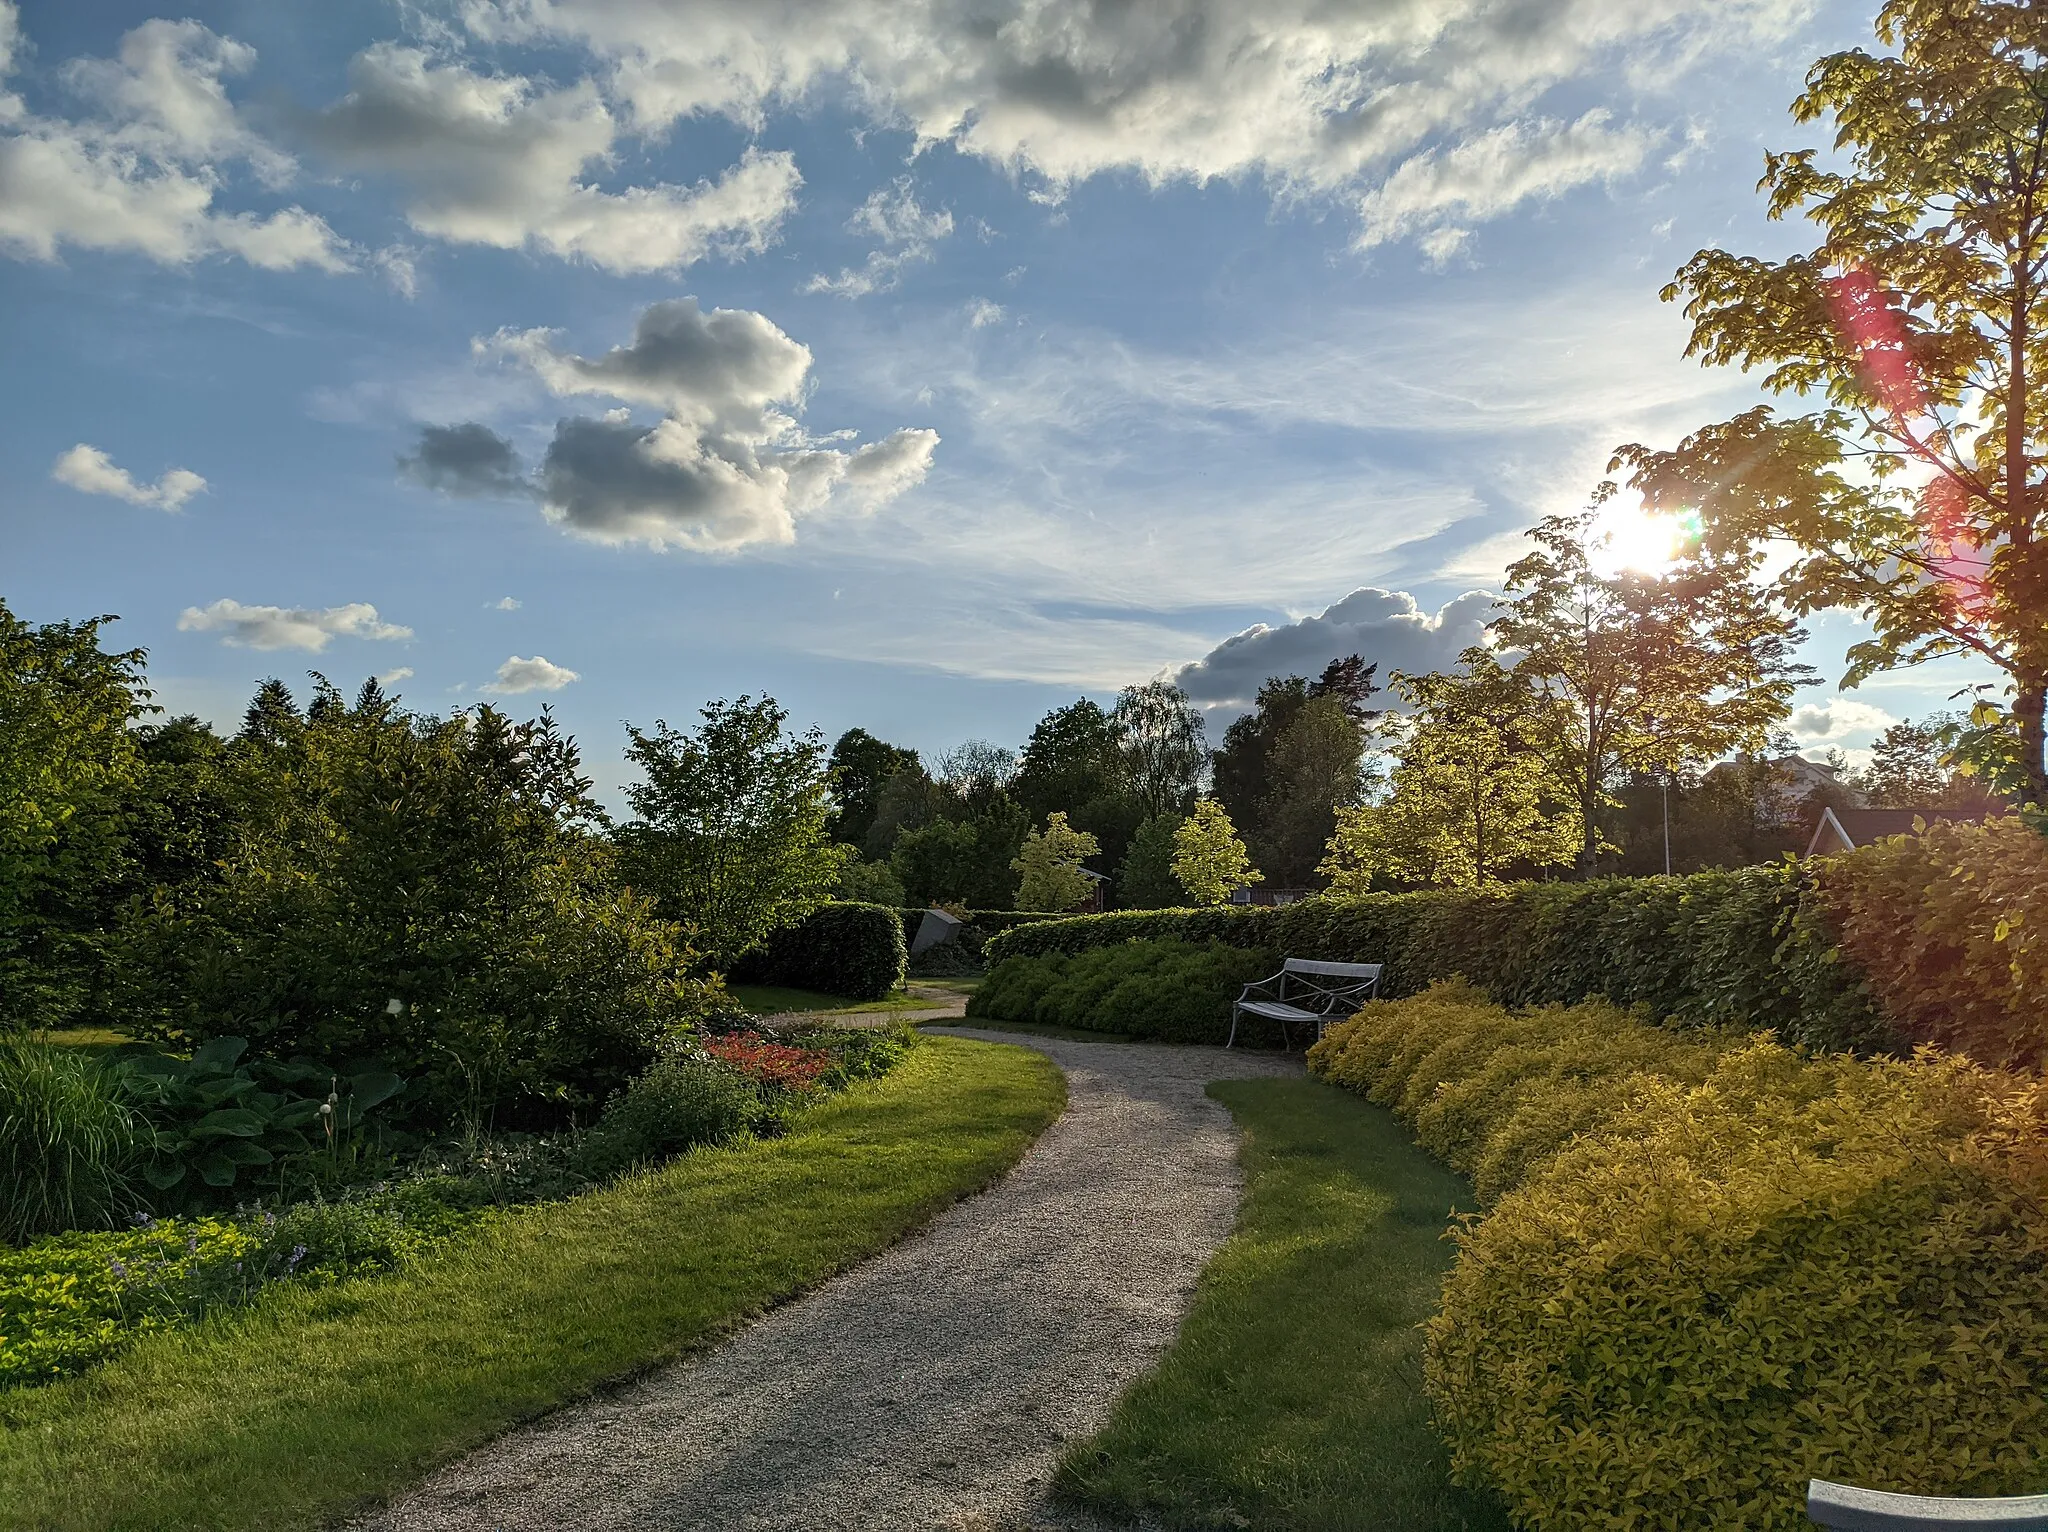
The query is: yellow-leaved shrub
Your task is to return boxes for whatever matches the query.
[1426,1046,2048,1529]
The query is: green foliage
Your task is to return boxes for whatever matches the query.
[1114,680,1207,820]
[1114,813,1185,909]
[0,602,149,1030]
[1490,510,1811,871]
[969,939,1280,1045]
[833,852,906,907]
[1325,660,1578,890]
[1258,693,1369,886]
[619,695,847,971]
[824,728,919,850]
[731,902,908,1001]
[1624,0,2048,802]
[123,682,709,1128]
[889,801,1029,908]
[568,1058,762,1181]
[113,1038,404,1206]
[1171,799,1260,906]
[1010,811,1101,912]
[0,1040,143,1245]
[983,867,1891,1054]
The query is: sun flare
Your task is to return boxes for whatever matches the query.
[1587,498,1700,578]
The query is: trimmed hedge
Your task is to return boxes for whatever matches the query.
[1310,986,2048,1530]
[891,907,1069,944]
[965,940,1281,1045]
[983,865,1891,1053]
[731,902,906,1000]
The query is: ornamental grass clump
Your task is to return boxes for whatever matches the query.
[0,1038,144,1245]
[1424,1046,2048,1531]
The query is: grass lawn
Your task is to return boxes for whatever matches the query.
[728,982,961,1015]
[0,1035,1064,1532]
[1056,1076,1511,1532]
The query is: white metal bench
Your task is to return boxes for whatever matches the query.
[1809,1479,2048,1529]
[1227,957,1382,1049]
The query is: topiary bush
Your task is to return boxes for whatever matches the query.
[731,901,906,1000]
[969,939,1282,1045]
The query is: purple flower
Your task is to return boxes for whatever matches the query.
[233,1261,243,1274]
[186,1234,199,1255]
[130,1211,154,1228]
[108,1257,129,1279]
[287,1244,307,1271]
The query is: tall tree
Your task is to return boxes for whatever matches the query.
[1622,0,2048,804]
[825,728,919,849]
[1115,813,1187,909]
[618,696,846,969]
[1012,700,1124,822]
[0,602,149,1028]
[1256,694,1369,887]
[1211,676,1311,835]
[1115,680,1208,819]
[1490,511,1811,873]
[1321,661,1579,891]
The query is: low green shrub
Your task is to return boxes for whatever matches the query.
[986,867,1892,1052]
[732,902,907,1000]
[969,940,1282,1045]
[569,1057,763,1181]
[0,1039,144,1244]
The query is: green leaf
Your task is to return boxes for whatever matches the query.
[196,1151,240,1187]
[190,1108,267,1139]
[190,1036,250,1072]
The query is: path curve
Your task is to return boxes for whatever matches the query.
[362,1030,1302,1532]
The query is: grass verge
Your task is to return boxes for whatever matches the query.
[1055,1076,1510,1532]
[0,1035,1064,1532]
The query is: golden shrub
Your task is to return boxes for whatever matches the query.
[1425,1045,2048,1531]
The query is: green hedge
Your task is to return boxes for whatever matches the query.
[891,907,1069,945]
[982,866,1890,1052]
[966,940,1282,1045]
[732,903,906,1000]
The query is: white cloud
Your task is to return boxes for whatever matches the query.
[1170,588,1499,716]
[177,599,413,651]
[965,298,1006,328]
[51,443,207,510]
[301,45,799,273]
[482,654,579,693]
[805,177,952,297]
[412,296,938,551]
[478,0,1802,252]
[489,595,520,610]
[0,5,352,272]
[1791,698,1897,740]
[374,666,415,686]
[1355,111,1657,255]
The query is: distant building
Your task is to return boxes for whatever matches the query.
[1705,753,1858,816]
[1230,886,1315,907]
[1805,805,2002,856]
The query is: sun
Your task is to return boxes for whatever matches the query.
[1586,496,1701,578]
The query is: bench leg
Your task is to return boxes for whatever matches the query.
[1226,1006,1239,1049]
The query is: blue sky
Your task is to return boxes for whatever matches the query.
[1,0,1999,803]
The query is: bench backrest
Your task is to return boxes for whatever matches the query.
[1808,1478,2048,1529]
[1281,958,1382,981]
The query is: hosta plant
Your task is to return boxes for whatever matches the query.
[114,1038,403,1202]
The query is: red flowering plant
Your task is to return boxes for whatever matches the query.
[699,1032,832,1095]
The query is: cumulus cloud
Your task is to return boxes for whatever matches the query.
[476,0,1798,252]
[412,296,938,551]
[374,666,415,686]
[805,177,952,297]
[300,45,799,273]
[1171,588,1499,716]
[51,443,207,509]
[0,5,353,271]
[489,595,521,610]
[177,598,413,651]
[398,421,530,497]
[1790,698,1897,740]
[483,654,578,693]
[1354,111,1656,256]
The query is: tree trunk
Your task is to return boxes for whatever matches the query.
[2018,679,2048,808]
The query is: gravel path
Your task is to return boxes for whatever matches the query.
[362,1029,1303,1532]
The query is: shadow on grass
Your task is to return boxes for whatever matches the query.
[1055,1076,1511,1532]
